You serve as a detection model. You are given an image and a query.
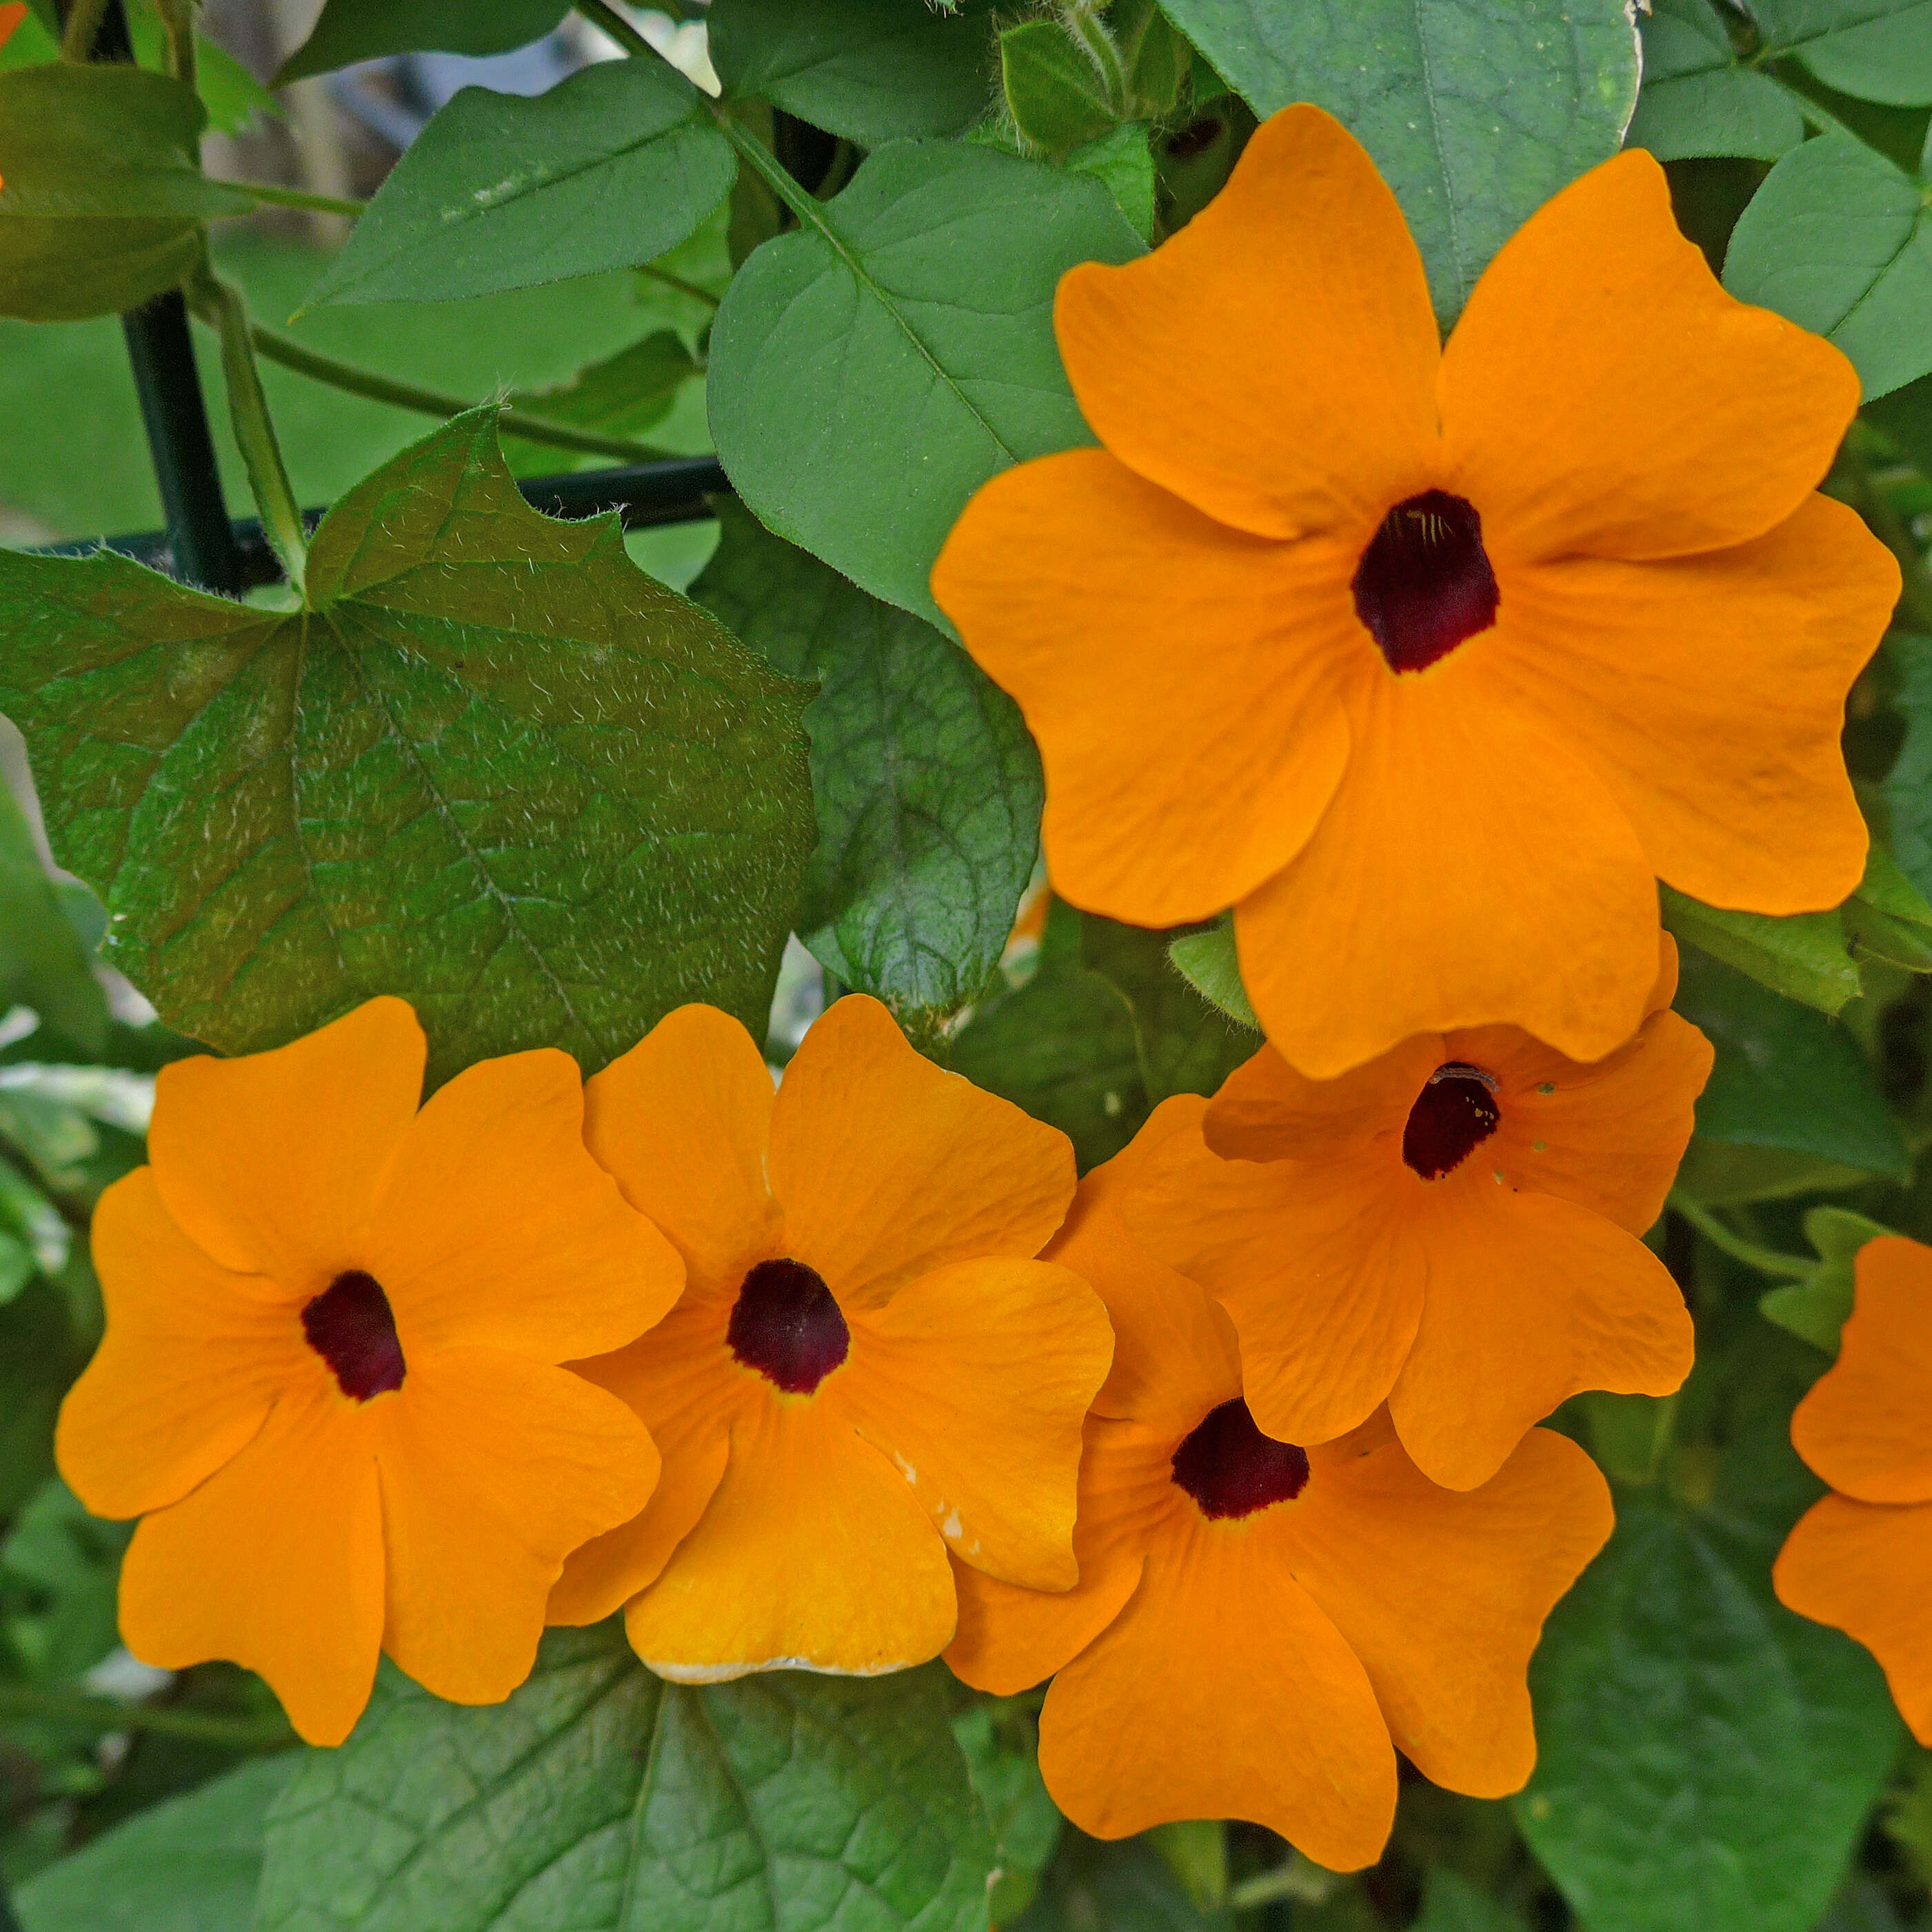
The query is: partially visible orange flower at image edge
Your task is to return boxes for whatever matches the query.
[550,993,1114,1681]
[1124,935,1709,1489]
[0,5,25,55]
[55,999,681,1746]
[947,1100,1613,1871]
[932,103,1898,1079]
[1775,1235,1932,1739]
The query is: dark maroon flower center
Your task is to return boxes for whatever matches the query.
[1402,1063,1502,1180]
[1351,490,1500,673]
[728,1257,850,1395]
[1170,1398,1310,1520]
[302,1270,405,1401]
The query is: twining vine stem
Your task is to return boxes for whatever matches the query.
[1668,1191,1813,1280]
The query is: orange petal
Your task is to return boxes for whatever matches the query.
[58,1170,307,1520]
[1045,1098,1242,1434]
[147,997,424,1288]
[117,1388,383,1747]
[1123,1133,1424,1451]
[1287,1425,1613,1795]
[0,6,24,53]
[1791,1236,1932,1502]
[1455,1005,1712,1236]
[1204,1036,1442,1163]
[622,1391,956,1680]
[1237,671,1660,1076]
[1389,1187,1693,1489]
[1053,103,1439,542]
[944,1414,1154,1695]
[838,1257,1112,1590]
[1472,496,1889,914]
[771,995,1075,1307]
[372,1348,659,1707]
[1039,1509,1397,1868]
[934,450,1358,926]
[366,1047,681,1365]
[550,1290,744,1624]
[1774,1493,1932,1744]
[583,1003,781,1296]
[1440,149,1860,563]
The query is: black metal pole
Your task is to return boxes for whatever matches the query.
[59,0,246,594]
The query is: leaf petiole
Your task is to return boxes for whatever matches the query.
[574,0,654,59]
[1669,1191,1813,1279]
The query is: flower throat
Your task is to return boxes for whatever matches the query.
[729,1257,850,1394]
[1170,1398,1310,1520]
[303,1270,405,1400]
[1351,490,1499,673]
[1403,1063,1501,1179]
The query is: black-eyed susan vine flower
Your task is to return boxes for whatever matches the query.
[55,999,680,1745]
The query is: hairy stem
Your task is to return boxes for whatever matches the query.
[1669,1192,1813,1279]
[212,315,677,463]
[638,261,721,310]
[187,266,310,596]
[154,0,194,86]
[1058,0,1131,113]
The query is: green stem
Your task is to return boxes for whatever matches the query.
[154,0,194,87]
[1058,0,1132,113]
[187,266,309,596]
[221,315,676,463]
[637,261,721,310]
[717,112,824,228]
[1669,1192,1813,1279]
[575,0,654,58]
[0,1682,295,1750]
[224,180,368,220]
[58,0,110,60]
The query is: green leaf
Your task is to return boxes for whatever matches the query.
[1671,946,1911,1180]
[1658,883,1858,1015]
[949,899,1147,1171]
[1750,0,1932,110]
[254,1624,994,1931]
[275,0,570,83]
[0,1229,32,1305]
[1413,1869,1530,1932]
[693,499,1042,1025]
[0,411,815,1086]
[0,785,108,1057]
[14,1753,301,1932]
[1723,135,1932,403]
[1117,0,1191,117]
[1066,123,1157,240]
[1758,1207,1893,1351]
[953,1704,1063,1926]
[124,4,279,134]
[0,1158,68,1279]
[1002,18,1119,156]
[1147,1822,1227,1912]
[1671,1138,1878,1206]
[0,1478,132,1684]
[1151,0,1642,324]
[1882,632,1932,904]
[1516,1416,1900,1932]
[708,0,997,145]
[500,328,700,474]
[1167,925,1260,1032]
[1014,1831,1230,1931]
[1081,916,1256,1104]
[0,63,252,322]
[1626,0,1807,160]
[708,139,1143,630]
[299,62,736,309]
[1844,845,1932,970]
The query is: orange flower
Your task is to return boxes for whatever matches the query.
[931,105,1895,1078]
[1118,937,1707,1489]
[1775,1236,1932,1739]
[0,4,24,53]
[54,1000,677,1746]
[947,1101,1613,1869]
[550,994,1114,1680]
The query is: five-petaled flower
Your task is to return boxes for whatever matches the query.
[1120,938,1709,1489]
[548,994,1114,1680]
[55,999,680,1746]
[932,103,1898,1078]
[946,1101,1613,1868]
[1775,1235,1932,1738]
